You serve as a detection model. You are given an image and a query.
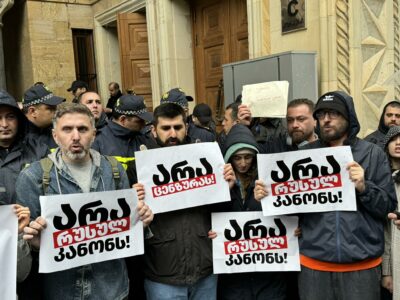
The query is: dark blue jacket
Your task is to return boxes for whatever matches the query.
[300,91,396,263]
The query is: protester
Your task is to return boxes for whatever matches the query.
[255,91,396,300]
[381,126,400,299]
[262,98,317,153]
[92,94,153,170]
[18,103,153,299]
[78,91,108,132]
[187,103,216,142]
[126,103,236,300]
[22,84,64,150]
[67,80,88,103]
[365,101,400,148]
[209,124,287,299]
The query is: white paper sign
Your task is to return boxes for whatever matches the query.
[258,146,357,216]
[242,81,289,118]
[135,143,230,214]
[212,212,299,273]
[39,189,144,273]
[0,205,17,300]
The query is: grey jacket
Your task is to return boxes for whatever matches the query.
[16,149,130,300]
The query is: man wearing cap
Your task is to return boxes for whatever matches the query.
[78,91,108,132]
[187,103,216,142]
[160,88,193,115]
[255,91,396,300]
[22,84,65,150]
[67,80,88,103]
[92,94,152,169]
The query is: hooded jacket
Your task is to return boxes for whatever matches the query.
[16,149,130,300]
[0,93,48,204]
[300,91,396,264]
[92,120,150,169]
[95,112,108,132]
[364,100,400,148]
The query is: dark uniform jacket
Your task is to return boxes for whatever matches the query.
[92,120,150,170]
[23,121,57,150]
[187,123,216,143]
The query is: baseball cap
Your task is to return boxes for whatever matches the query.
[314,92,349,120]
[114,94,153,122]
[193,103,212,124]
[67,80,88,92]
[160,88,193,108]
[23,85,65,108]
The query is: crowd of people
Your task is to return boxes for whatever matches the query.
[1,79,400,300]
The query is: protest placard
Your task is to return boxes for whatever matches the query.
[0,205,17,300]
[212,211,299,274]
[258,146,357,216]
[135,142,230,214]
[39,189,143,273]
[241,81,289,118]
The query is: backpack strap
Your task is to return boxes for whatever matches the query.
[105,156,120,188]
[40,157,54,194]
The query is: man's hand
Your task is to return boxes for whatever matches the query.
[208,230,217,240]
[14,204,30,234]
[223,163,236,189]
[254,180,268,202]
[382,275,393,293]
[23,216,46,250]
[133,183,145,201]
[388,212,400,230]
[238,104,252,126]
[347,161,365,193]
[137,200,153,227]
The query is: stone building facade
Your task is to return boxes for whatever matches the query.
[1,0,399,136]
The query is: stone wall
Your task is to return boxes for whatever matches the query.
[26,1,93,100]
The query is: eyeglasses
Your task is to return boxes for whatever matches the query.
[315,110,341,120]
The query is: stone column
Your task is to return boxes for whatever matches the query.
[0,0,14,89]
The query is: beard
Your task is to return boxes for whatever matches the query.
[320,120,349,142]
[155,136,185,147]
[290,129,314,145]
[63,149,89,160]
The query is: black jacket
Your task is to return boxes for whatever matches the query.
[300,91,396,263]
[23,121,57,150]
[187,123,216,143]
[364,100,400,148]
[95,112,108,133]
[91,121,150,169]
[126,137,215,285]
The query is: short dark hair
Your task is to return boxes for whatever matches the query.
[153,103,186,127]
[386,101,400,111]
[109,82,120,90]
[287,98,315,112]
[225,102,239,121]
[53,103,95,129]
[77,90,100,104]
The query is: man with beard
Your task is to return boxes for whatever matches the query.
[17,103,153,300]
[78,91,108,132]
[262,98,317,153]
[255,91,396,300]
[126,103,236,300]
[365,100,400,148]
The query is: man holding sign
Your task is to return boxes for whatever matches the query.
[17,103,153,300]
[127,103,236,300]
[255,91,396,300]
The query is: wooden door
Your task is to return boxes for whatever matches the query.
[117,12,153,111]
[192,0,248,121]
